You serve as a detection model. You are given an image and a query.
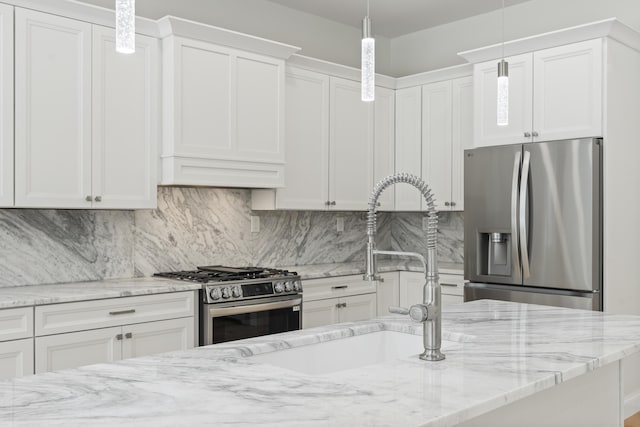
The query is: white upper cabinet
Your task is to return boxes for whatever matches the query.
[473,53,533,147]
[92,25,159,209]
[329,77,374,210]
[473,39,602,147]
[0,4,12,208]
[422,80,452,211]
[532,39,603,142]
[374,87,395,211]
[14,8,159,209]
[160,21,298,188]
[271,67,330,210]
[451,76,473,211]
[395,86,422,211]
[15,9,92,208]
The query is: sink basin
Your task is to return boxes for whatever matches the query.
[249,331,424,375]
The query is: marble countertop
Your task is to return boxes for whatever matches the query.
[3,300,640,426]
[281,260,464,280]
[0,278,201,309]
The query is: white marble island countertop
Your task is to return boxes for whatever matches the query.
[2,300,640,426]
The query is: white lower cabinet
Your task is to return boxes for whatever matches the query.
[399,271,464,308]
[35,326,122,374]
[0,339,34,379]
[33,292,196,374]
[376,272,400,316]
[302,275,377,329]
[35,318,194,374]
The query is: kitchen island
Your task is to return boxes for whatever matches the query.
[1,300,639,426]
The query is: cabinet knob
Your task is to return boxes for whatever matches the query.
[85,195,92,202]
[524,132,532,138]
[94,196,102,202]
[330,201,336,206]
[444,202,451,206]
[532,131,539,137]
[325,201,331,206]
[116,334,123,341]
[451,202,457,207]
[125,332,133,339]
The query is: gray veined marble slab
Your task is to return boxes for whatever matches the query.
[2,300,640,426]
[0,278,200,309]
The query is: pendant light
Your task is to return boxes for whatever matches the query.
[116,0,135,54]
[497,0,509,126]
[361,0,375,102]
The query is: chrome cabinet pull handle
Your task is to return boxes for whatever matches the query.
[109,309,136,316]
[440,283,458,287]
[332,285,348,290]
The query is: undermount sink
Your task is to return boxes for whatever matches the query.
[249,331,424,375]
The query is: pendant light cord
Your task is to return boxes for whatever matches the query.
[501,0,505,60]
[367,0,370,18]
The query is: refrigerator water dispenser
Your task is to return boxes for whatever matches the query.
[478,232,511,276]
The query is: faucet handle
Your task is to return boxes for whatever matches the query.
[389,306,409,315]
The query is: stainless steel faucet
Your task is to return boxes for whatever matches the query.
[364,173,445,362]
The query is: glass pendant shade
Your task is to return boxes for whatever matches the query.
[497,60,509,126]
[361,16,375,102]
[116,0,135,54]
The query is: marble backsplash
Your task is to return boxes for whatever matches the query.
[0,187,462,287]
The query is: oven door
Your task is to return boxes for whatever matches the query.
[201,295,302,346]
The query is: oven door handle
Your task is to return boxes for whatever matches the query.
[208,297,302,318]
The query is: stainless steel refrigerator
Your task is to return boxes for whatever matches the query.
[463,138,602,311]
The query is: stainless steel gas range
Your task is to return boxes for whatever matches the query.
[155,266,302,346]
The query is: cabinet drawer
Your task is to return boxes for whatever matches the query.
[303,275,376,302]
[0,307,34,342]
[35,291,195,336]
[440,273,464,296]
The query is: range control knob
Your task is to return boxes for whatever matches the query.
[221,287,231,299]
[209,288,221,301]
[284,282,292,292]
[274,283,284,293]
[232,286,242,298]
[293,281,302,292]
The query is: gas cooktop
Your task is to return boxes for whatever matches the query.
[154,265,298,284]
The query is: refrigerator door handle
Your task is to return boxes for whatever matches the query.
[511,151,522,273]
[519,150,531,278]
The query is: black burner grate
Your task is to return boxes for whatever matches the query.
[154,266,297,283]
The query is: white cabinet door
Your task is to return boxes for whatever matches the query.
[422,81,452,211]
[35,327,122,374]
[0,339,33,380]
[277,67,329,209]
[235,52,285,163]
[340,294,377,323]
[395,86,422,211]
[165,37,232,159]
[329,77,374,210]
[399,272,425,308]
[374,86,395,210]
[533,39,603,141]
[451,76,473,211]
[376,272,400,316]
[473,53,533,147]
[122,318,194,359]
[302,299,339,329]
[14,8,92,208]
[92,26,159,209]
[0,4,13,207]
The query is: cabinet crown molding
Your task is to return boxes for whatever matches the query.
[157,16,300,59]
[459,18,640,63]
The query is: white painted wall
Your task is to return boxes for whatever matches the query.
[75,0,393,75]
[391,0,640,76]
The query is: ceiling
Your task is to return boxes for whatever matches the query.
[267,0,532,38]
[75,0,532,39]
